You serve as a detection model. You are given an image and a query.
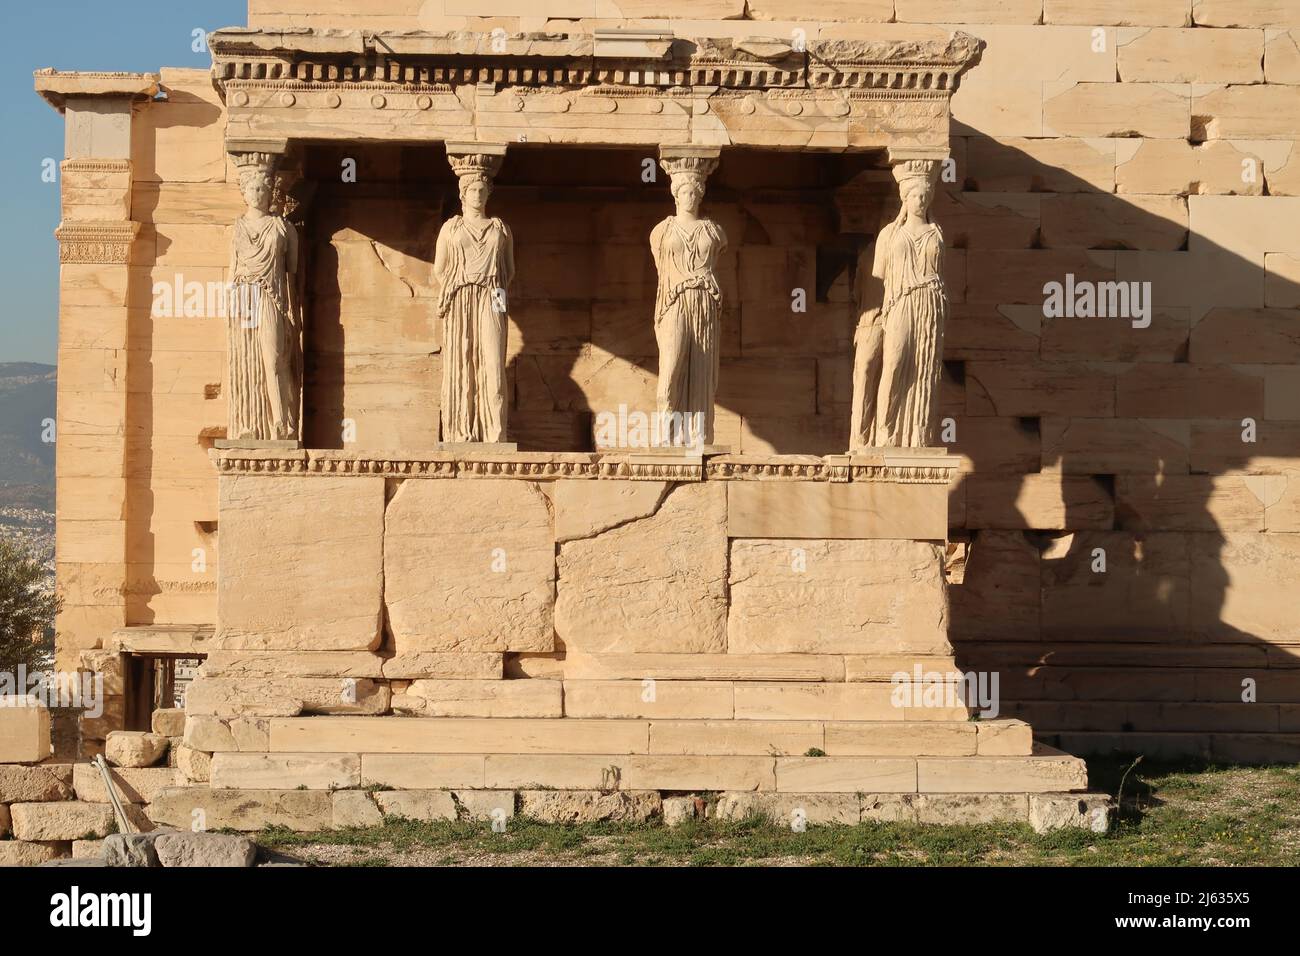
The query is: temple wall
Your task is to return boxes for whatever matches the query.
[50,0,1300,761]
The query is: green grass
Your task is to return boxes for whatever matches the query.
[253,758,1300,867]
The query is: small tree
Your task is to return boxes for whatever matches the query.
[0,537,59,674]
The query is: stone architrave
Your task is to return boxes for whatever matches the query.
[227,148,302,442]
[850,157,948,450]
[436,143,513,444]
[652,147,727,449]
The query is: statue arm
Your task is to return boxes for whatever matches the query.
[432,221,451,285]
[871,222,894,280]
[649,218,667,271]
[501,221,516,289]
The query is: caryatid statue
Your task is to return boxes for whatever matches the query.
[227,150,301,443]
[849,158,948,450]
[435,145,514,445]
[651,150,727,449]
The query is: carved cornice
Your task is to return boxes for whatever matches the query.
[209,28,984,99]
[212,449,960,484]
[54,220,140,264]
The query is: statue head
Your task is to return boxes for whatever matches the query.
[892,159,941,223]
[234,152,279,215]
[447,151,504,215]
[670,174,707,216]
[457,172,493,213]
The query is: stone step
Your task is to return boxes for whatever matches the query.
[264,716,1029,756]
[193,746,1084,795]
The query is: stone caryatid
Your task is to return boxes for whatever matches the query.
[435,144,514,445]
[849,158,949,450]
[652,148,727,449]
[227,150,301,443]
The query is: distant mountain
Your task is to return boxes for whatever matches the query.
[0,362,56,494]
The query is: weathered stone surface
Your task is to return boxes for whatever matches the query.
[155,832,256,868]
[374,790,457,821]
[563,680,735,719]
[556,483,727,654]
[553,479,668,542]
[917,754,1090,793]
[147,787,333,832]
[381,652,503,680]
[175,744,212,783]
[331,790,384,828]
[1029,792,1112,833]
[774,757,918,793]
[185,677,389,717]
[395,679,562,718]
[73,763,182,803]
[72,839,105,859]
[0,841,64,867]
[105,731,169,768]
[712,792,862,825]
[182,716,270,753]
[913,793,1029,824]
[727,480,948,540]
[0,704,51,764]
[210,753,360,790]
[662,795,699,827]
[271,716,648,755]
[151,708,187,737]
[217,475,384,651]
[199,651,385,679]
[451,790,516,822]
[385,479,554,653]
[361,754,485,790]
[0,764,73,802]
[10,802,115,841]
[103,832,164,867]
[518,790,661,824]
[728,539,950,655]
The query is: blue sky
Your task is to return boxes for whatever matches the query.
[0,1,247,364]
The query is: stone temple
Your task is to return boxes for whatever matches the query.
[6,1,1299,850]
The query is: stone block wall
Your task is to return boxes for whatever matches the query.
[49,2,1300,759]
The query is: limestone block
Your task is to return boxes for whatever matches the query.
[1044,82,1190,138]
[155,832,256,867]
[728,539,950,655]
[270,716,649,755]
[185,677,389,717]
[175,745,211,783]
[518,790,660,824]
[105,731,169,768]
[727,480,948,540]
[1119,27,1264,83]
[381,653,503,680]
[1116,363,1264,418]
[216,476,384,651]
[1040,194,1188,250]
[1041,417,1191,474]
[103,832,164,867]
[1193,86,1300,139]
[552,480,668,542]
[966,360,1116,417]
[1029,792,1112,833]
[332,790,384,829]
[374,790,457,822]
[0,765,73,802]
[0,841,64,867]
[556,483,727,654]
[962,475,1114,530]
[711,792,861,825]
[1265,254,1300,308]
[562,652,845,682]
[1117,139,1265,196]
[733,683,893,721]
[1197,532,1300,641]
[452,790,516,823]
[360,754,485,790]
[198,651,385,680]
[966,249,1116,304]
[10,802,115,841]
[1193,1,1300,28]
[1265,28,1300,83]
[563,680,735,719]
[976,720,1035,756]
[964,136,1115,193]
[73,839,107,860]
[917,754,1089,793]
[396,679,563,718]
[385,479,554,654]
[210,753,360,790]
[932,191,1039,250]
[825,722,979,756]
[151,709,186,737]
[949,417,1042,474]
[1115,476,1266,531]
[648,720,823,757]
[72,764,181,804]
[914,793,1029,824]
[0,703,51,763]
[662,796,698,827]
[147,787,333,832]
[775,757,917,793]
[1045,0,1192,25]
